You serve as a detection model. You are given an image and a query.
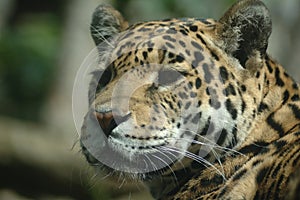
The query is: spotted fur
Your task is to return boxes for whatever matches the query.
[80,1,300,199]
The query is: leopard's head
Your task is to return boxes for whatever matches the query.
[79,0,272,181]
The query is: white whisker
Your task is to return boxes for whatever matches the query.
[118,177,126,189]
[145,153,159,173]
[175,127,246,157]
[157,146,227,180]
[151,152,179,186]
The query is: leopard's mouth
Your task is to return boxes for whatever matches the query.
[80,110,180,174]
[81,142,178,180]
[94,110,170,153]
[81,138,178,175]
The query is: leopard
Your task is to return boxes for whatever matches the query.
[79,0,300,199]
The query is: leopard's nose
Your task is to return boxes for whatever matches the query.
[94,111,131,137]
[95,111,115,137]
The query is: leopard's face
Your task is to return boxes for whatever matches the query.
[76,2,300,199]
[80,1,271,177]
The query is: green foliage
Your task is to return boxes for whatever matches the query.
[0,14,60,121]
[114,0,237,22]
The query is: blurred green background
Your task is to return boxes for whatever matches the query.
[0,0,299,200]
[0,0,63,122]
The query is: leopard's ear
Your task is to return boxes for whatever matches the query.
[90,4,129,46]
[217,0,272,67]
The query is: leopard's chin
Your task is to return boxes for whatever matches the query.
[81,139,180,176]
[91,160,177,181]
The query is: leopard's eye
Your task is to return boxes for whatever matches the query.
[94,67,113,92]
[157,69,184,86]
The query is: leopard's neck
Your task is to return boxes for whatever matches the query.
[251,55,300,143]
[146,56,300,199]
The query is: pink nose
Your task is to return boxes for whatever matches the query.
[94,111,114,137]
